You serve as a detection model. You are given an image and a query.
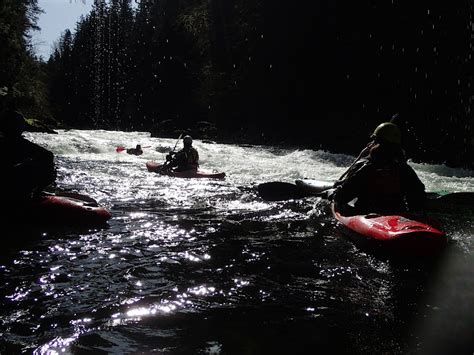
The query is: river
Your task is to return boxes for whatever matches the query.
[1,129,473,354]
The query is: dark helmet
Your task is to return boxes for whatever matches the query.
[372,122,401,144]
[183,135,193,146]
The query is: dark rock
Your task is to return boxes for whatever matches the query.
[24,118,58,134]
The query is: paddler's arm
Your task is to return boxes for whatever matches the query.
[333,163,369,213]
[168,150,184,168]
[335,141,375,186]
[402,164,426,212]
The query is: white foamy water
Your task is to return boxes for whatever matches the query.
[0,129,470,355]
[26,129,474,193]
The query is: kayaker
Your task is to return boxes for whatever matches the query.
[0,108,57,201]
[332,122,426,215]
[126,144,143,155]
[166,135,199,171]
[335,114,404,186]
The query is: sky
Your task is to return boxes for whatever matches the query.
[32,0,93,60]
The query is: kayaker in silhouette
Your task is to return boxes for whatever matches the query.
[0,108,56,202]
[166,135,199,172]
[332,122,426,215]
[334,114,406,187]
[126,144,143,156]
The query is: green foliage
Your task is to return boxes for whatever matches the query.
[177,3,209,53]
[43,0,474,168]
[0,0,51,121]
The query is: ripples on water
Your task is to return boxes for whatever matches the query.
[0,130,473,354]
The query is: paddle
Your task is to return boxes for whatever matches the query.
[426,192,474,206]
[257,181,309,201]
[171,134,183,152]
[257,179,334,201]
[158,134,183,173]
[257,179,474,206]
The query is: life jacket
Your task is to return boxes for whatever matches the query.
[366,163,402,196]
[356,161,405,213]
[175,147,199,171]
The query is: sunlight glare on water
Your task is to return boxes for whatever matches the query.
[0,129,470,354]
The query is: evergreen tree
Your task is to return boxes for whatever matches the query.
[0,0,48,119]
[43,0,474,168]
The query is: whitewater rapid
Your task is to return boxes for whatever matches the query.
[0,129,471,354]
[26,129,474,192]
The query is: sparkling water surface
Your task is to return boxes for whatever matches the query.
[1,130,473,354]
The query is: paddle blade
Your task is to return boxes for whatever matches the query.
[257,182,307,201]
[116,146,125,152]
[295,179,334,195]
[427,192,474,208]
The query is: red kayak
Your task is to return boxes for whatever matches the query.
[21,193,112,227]
[146,161,226,179]
[331,203,447,256]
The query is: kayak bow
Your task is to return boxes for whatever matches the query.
[331,203,447,257]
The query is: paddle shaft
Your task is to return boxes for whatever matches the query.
[159,134,183,172]
[339,113,399,181]
[338,144,372,181]
[171,134,183,153]
[257,180,473,206]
